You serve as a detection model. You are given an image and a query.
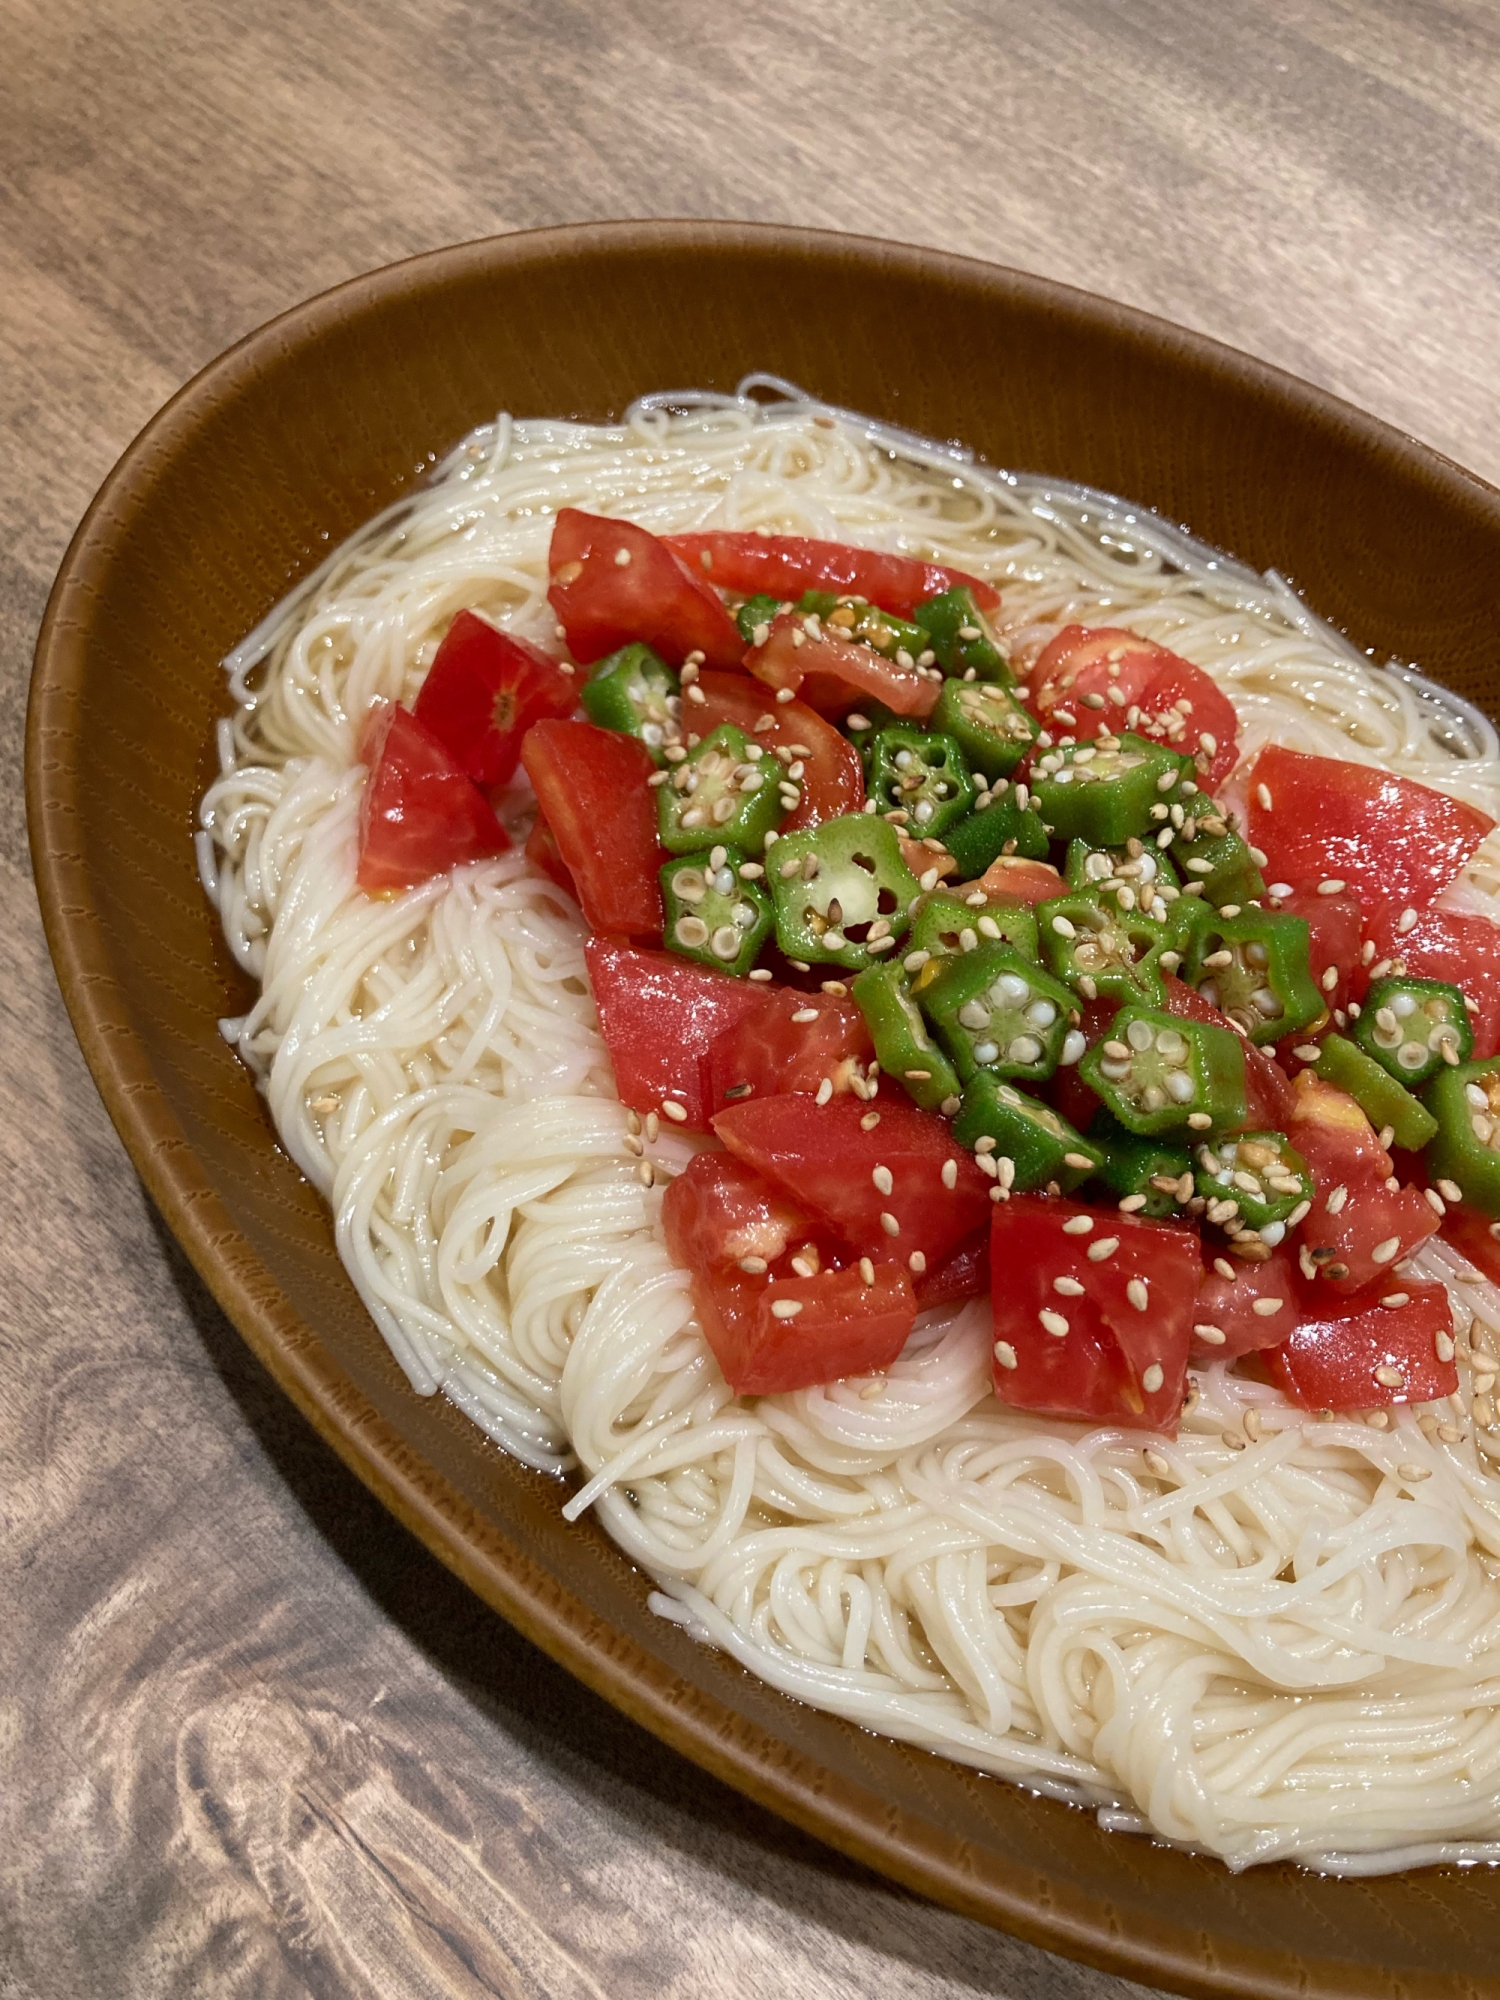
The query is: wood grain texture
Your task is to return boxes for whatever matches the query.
[3,6,1499,2000]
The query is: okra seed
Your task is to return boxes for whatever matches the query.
[958,1000,991,1030]
[1060,1030,1086,1065]
[1398,1041,1427,1068]
[1165,1071,1195,1104]
[973,1040,1001,1064]
[1126,1018,1155,1052]
[675,916,709,948]
[996,974,1030,1003]
[1155,1029,1187,1063]
[1007,1035,1043,1064]
[710,926,741,959]
[1025,999,1057,1029]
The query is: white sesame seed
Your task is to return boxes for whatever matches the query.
[661,1099,688,1123]
[1371,1236,1401,1264]
[1087,1236,1120,1261]
[880,1211,900,1236]
[1256,783,1272,810]
[1374,1364,1405,1389]
[872,1165,894,1196]
[1118,1194,1149,1211]
[1317,878,1347,896]
[1194,1323,1228,1345]
[815,1078,834,1106]
[1436,1179,1463,1204]
[1252,1297,1284,1317]
[994,1340,1018,1370]
[1039,1309,1070,1337]
[613,547,632,566]
[1142,1363,1164,1393]
[1126,1278,1149,1310]
[909,1251,927,1275]
[1062,1214,1094,1234]
[1397,906,1419,934]
[941,1159,958,1189]
[1053,1276,1086,1296]
[770,1298,803,1319]
[636,1161,655,1187]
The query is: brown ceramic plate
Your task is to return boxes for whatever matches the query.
[28,222,1500,2000]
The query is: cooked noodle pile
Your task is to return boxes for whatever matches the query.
[199,386,1500,1872]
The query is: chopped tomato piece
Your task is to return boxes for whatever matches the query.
[898,835,959,884]
[746,613,938,719]
[585,939,772,1129]
[411,609,577,787]
[914,1232,988,1310]
[1025,625,1239,787]
[1287,1072,1438,1294]
[662,1150,819,1273]
[714,1092,991,1267]
[1440,1204,1500,1286]
[686,1260,918,1396]
[521,719,663,938]
[705,987,874,1117]
[356,704,509,893]
[1245,746,1494,911]
[1356,900,1500,1060]
[965,856,1069,907]
[1161,975,1294,1129]
[1263,1282,1457,1410]
[1191,1247,1301,1362]
[664,530,999,620]
[1264,881,1362,1024]
[523,811,575,896]
[989,1196,1199,1433]
[547,509,743,670]
[692,671,863,831]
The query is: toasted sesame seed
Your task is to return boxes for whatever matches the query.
[1317,878,1347,896]
[1221,1430,1247,1451]
[1371,1236,1401,1264]
[644,1112,660,1142]
[661,1099,688,1123]
[1374,1364,1405,1389]
[1437,1179,1464,1204]
[1144,1448,1171,1475]
[909,1250,927,1275]
[880,1211,900,1236]
[1256,783,1272,810]
[941,1159,958,1189]
[1063,1152,1095,1171]
[1243,1407,1263,1441]
[1118,1193,1149,1211]
[1187,1113,1212,1130]
[1053,1276,1086,1296]
[815,1078,834,1106]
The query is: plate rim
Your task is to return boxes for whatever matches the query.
[26,217,1500,2000]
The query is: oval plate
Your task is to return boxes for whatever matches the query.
[27,221,1500,2000]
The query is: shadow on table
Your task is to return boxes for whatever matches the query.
[146,1203,1108,2000]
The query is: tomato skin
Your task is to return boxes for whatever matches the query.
[692,671,863,831]
[1025,625,1239,787]
[1264,881,1362,1023]
[356,704,509,892]
[1245,745,1494,911]
[687,1260,918,1396]
[547,509,743,670]
[1160,975,1294,1129]
[661,1150,818,1272]
[965,856,1069,907]
[1263,1282,1457,1410]
[714,1092,991,1266]
[1356,900,1500,1059]
[1286,1072,1439,1294]
[989,1196,1199,1433]
[705,987,874,1117]
[585,939,773,1129]
[1192,1247,1301,1362]
[521,719,664,938]
[411,609,577,787]
[746,614,938,719]
[1441,1204,1500,1285]
[914,1232,988,1310]
[663,530,1000,620]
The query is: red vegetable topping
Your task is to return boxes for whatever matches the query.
[1192,1247,1301,1362]
[1356,900,1500,1060]
[585,939,771,1129]
[1246,745,1494,911]
[662,1150,818,1275]
[705,987,874,1118]
[714,1092,990,1267]
[1161,975,1295,1130]
[521,719,664,938]
[411,609,577,787]
[966,856,1069,907]
[356,704,509,893]
[1263,1282,1457,1410]
[746,613,938,719]
[1287,1073,1439,1294]
[1026,625,1240,787]
[692,670,863,831]
[664,530,1000,620]
[1440,1204,1500,1287]
[1265,880,1363,1025]
[547,509,743,670]
[913,1232,988,1310]
[523,811,576,897]
[989,1196,1199,1434]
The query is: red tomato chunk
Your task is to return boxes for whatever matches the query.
[357,704,509,893]
[585,940,771,1130]
[1287,1074,1438,1295]
[1263,1282,1457,1410]
[1192,1247,1301,1363]
[1441,1205,1500,1287]
[692,671,863,831]
[989,1196,1199,1434]
[1357,900,1500,1060]
[548,509,744,670]
[714,1092,990,1268]
[914,1232,989,1311]
[1161,975,1294,1130]
[663,1153,916,1394]
[411,609,577,787]
[746,613,938,719]
[1026,625,1239,788]
[664,530,1000,620]
[966,856,1069,907]
[521,719,664,938]
[1246,745,1494,912]
[705,987,874,1118]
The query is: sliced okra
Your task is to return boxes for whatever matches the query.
[850,962,962,1112]
[1078,1004,1247,1136]
[914,585,1011,683]
[1028,731,1190,846]
[661,848,775,976]
[580,642,680,762]
[929,677,1037,780]
[1184,906,1324,1045]
[867,724,977,835]
[768,811,921,972]
[1424,1055,1500,1214]
[657,721,786,855]
[918,941,1079,1084]
[1192,1129,1314,1239]
[1352,975,1472,1087]
[1036,888,1170,1005]
[953,1075,1102,1193]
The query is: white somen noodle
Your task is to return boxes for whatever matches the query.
[199,383,1500,1873]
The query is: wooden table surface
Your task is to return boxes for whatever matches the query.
[5,5,1500,1996]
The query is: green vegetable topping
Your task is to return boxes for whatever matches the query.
[1352,975,1472,1087]
[1171,817,1265,907]
[768,812,921,972]
[1064,836,1181,921]
[735,594,785,645]
[908,892,1040,966]
[1311,1033,1440,1153]
[851,962,962,1112]
[1028,731,1190,846]
[1183,906,1324,1045]
[1078,1005,1247,1136]
[953,1075,1101,1193]
[660,848,774,976]
[940,788,1049,878]
[1036,888,1171,1005]
[867,724,977,835]
[580,642,680,762]
[1086,1111,1193,1218]
[657,721,786,855]
[1192,1129,1314,1240]
[914,585,1011,683]
[1424,1055,1500,1214]
[917,942,1079,1085]
[929,678,1037,781]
